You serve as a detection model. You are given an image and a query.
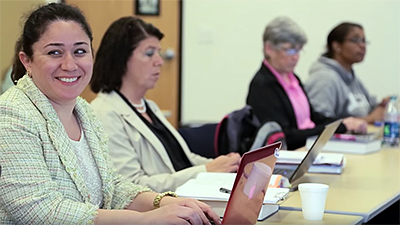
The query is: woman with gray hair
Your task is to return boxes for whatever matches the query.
[246,17,366,150]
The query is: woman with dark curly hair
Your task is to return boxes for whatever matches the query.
[0,3,220,224]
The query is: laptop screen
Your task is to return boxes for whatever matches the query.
[222,142,281,225]
[289,119,342,185]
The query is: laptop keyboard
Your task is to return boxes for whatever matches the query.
[273,167,295,179]
[273,168,290,175]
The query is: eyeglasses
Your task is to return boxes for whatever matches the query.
[345,37,369,45]
[278,46,302,56]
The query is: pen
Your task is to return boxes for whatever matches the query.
[274,191,290,201]
[219,187,231,194]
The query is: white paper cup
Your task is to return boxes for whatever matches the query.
[298,183,329,221]
[243,162,272,198]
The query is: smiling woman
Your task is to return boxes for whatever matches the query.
[19,20,93,112]
[0,3,221,225]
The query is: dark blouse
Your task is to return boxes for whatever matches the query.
[116,91,192,171]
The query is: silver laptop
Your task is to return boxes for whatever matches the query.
[273,119,342,188]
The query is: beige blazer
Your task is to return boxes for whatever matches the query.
[0,76,151,224]
[91,91,211,192]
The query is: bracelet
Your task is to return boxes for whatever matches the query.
[153,191,178,208]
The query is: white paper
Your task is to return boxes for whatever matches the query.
[276,151,344,166]
[176,172,289,204]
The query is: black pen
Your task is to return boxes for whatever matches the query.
[219,187,231,194]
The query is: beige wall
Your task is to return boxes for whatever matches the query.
[0,0,45,86]
[181,0,400,124]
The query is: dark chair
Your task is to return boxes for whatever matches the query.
[178,123,218,158]
[214,105,260,156]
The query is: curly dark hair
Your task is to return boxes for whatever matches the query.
[11,3,93,83]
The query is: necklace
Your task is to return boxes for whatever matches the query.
[131,98,146,113]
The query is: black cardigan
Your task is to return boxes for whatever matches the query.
[246,63,346,150]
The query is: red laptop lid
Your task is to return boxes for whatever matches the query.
[222,142,281,225]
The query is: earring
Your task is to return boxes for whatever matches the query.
[27,70,32,77]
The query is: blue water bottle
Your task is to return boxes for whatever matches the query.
[383,96,399,147]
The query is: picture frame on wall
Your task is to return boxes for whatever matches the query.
[135,0,160,16]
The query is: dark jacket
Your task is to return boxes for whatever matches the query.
[246,63,346,150]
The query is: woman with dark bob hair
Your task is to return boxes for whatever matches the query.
[90,16,240,193]
[0,3,220,224]
[305,22,389,123]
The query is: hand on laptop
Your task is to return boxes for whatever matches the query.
[155,197,222,225]
[206,152,241,173]
[342,117,367,134]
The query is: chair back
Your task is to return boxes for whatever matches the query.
[250,121,287,151]
[178,123,218,158]
[214,105,260,156]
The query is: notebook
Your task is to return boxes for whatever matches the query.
[273,119,342,189]
[305,133,381,155]
[221,142,281,225]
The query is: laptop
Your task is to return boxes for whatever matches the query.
[221,142,281,225]
[273,119,342,188]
